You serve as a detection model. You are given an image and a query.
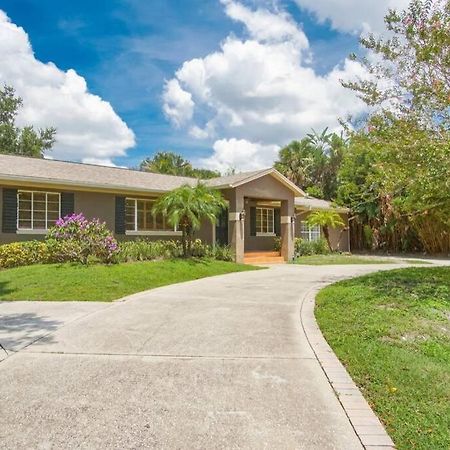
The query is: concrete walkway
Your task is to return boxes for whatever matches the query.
[0,263,431,449]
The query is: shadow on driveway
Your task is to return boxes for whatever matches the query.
[0,312,62,352]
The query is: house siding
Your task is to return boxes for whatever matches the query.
[295,210,350,252]
[0,186,189,244]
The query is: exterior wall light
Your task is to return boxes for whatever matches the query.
[239,209,246,221]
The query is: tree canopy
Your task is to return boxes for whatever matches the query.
[0,85,56,157]
[140,151,221,179]
[274,128,347,200]
[338,0,450,253]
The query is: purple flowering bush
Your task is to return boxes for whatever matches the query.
[47,213,118,264]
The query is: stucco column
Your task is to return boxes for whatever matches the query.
[280,198,294,262]
[228,190,245,263]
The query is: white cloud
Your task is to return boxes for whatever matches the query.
[164,1,368,170]
[162,78,194,127]
[293,0,410,34]
[201,138,280,172]
[222,0,309,49]
[0,10,135,165]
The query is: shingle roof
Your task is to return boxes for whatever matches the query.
[0,154,197,193]
[205,169,271,188]
[0,154,304,198]
[295,196,349,213]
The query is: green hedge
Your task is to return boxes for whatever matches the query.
[274,237,330,256]
[0,238,235,269]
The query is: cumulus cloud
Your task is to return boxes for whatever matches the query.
[163,1,368,170]
[201,138,280,172]
[0,10,135,165]
[162,78,194,127]
[222,0,309,49]
[293,0,410,34]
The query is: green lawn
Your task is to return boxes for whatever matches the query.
[315,267,450,450]
[0,259,260,302]
[293,254,395,265]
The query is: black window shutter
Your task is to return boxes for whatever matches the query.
[2,188,17,233]
[250,207,256,236]
[60,192,75,218]
[274,208,281,236]
[115,196,126,234]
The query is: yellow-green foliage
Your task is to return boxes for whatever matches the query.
[0,241,49,269]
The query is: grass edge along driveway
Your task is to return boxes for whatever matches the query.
[0,259,261,302]
[293,254,430,265]
[315,266,450,450]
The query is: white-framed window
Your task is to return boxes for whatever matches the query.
[125,198,176,233]
[256,207,274,235]
[17,190,61,231]
[300,221,321,241]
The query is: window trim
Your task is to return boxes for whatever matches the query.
[16,190,61,232]
[125,197,179,234]
[255,207,275,236]
[300,221,321,241]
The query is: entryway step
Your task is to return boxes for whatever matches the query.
[243,252,286,265]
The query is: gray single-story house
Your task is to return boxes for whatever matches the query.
[0,154,349,263]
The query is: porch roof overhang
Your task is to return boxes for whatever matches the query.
[206,168,305,197]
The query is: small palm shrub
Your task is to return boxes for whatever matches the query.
[47,213,118,264]
[0,241,49,268]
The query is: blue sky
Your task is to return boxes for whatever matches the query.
[0,0,400,170]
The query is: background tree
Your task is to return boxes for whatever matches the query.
[274,128,347,200]
[152,183,226,257]
[0,85,56,157]
[305,210,345,251]
[140,151,221,179]
[339,0,450,254]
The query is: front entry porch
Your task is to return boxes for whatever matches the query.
[224,194,295,263]
[213,169,302,264]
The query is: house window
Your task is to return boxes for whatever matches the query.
[17,190,61,230]
[256,207,274,235]
[300,221,321,241]
[125,198,174,232]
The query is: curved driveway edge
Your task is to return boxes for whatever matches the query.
[300,286,396,450]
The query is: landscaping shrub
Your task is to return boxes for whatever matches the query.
[45,238,85,264]
[47,213,118,264]
[116,239,183,262]
[209,244,234,262]
[274,237,330,256]
[116,239,234,262]
[294,237,330,256]
[0,240,49,269]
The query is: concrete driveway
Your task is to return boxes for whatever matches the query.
[0,263,417,449]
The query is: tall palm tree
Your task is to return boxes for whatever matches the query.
[153,183,226,257]
[306,210,345,251]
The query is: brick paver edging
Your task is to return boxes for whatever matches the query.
[300,285,396,450]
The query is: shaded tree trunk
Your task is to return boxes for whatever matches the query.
[322,225,332,251]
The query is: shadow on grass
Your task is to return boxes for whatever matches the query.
[0,312,61,351]
[0,280,16,298]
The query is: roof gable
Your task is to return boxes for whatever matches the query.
[206,168,305,196]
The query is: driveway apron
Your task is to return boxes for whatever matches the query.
[0,264,404,449]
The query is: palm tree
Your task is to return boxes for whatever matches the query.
[153,183,226,257]
[306,210,345,251]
